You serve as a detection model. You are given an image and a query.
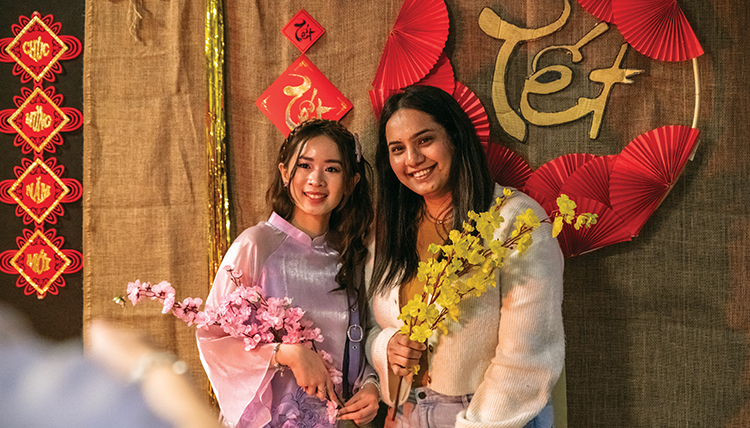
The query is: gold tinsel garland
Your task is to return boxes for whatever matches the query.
[205,0,230,287]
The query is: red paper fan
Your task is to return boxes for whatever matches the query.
[453,82,490,147]
[372,0,449,90]
[560,155,617,208]
[523,153,596,205]
[485,143,532,189]
[577,0,613,23]
[609,125,700,236]
[368,54,454,119]
[416,53,455,94]
[544,197,632,257]
[369,87,401,119]
[612,0,703,62]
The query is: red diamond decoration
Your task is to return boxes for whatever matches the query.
[5,229,72,298]
[4,13,69,82]
[255,55,352,136]
[8,158,70,224]
[281,9,325,53]
[7,86,70,153]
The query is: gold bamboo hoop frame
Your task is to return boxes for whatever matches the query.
[689,57,701,160]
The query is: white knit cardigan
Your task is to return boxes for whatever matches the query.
[365,185,565,428]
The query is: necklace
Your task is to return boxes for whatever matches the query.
[425,209,453,225]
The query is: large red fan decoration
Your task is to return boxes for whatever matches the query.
[560,154,617,208]
[418,53,455,94]
[453,82,490,148]
[609,125,700,236]
[577,0,613,23]
[485,143,532,189]
[611,0,704,62]
[368,54,454,119]
[544,197,631,257]
[371,0,449,90]
[523,153,596,206]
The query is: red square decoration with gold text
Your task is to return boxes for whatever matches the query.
[256,55,353,136]
[282,10,325,53]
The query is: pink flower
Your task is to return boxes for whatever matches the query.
[282,329,304,344]
[127,280,146,305]
[318,350,333,364]
[174,297,203,325]
[151,281,175,300]
[162,293,175,314]
[194,311,212,328]
[327,400,338,424]
[243,334,261,351]
[119,275,330,368]
[328,367,343,386]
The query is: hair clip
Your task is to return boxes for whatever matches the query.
[354,133,362,163]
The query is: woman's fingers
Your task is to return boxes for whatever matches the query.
[387,333,425,375]
[315,383,328,401]
[339,386,379,424]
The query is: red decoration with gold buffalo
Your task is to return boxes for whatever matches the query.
[256,55,353,136]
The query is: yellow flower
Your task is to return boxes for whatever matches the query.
[399,296,425,320]
[436,285,460,308]
[446,305,460,322]
[503,188,513,198]
[467,248,486,266]
[574,214,586,230]
[557,194,577,218]
[516,233,533,254]
[517,209,540,229]
[552,216,564,237]
[410,324,433,342]
[436,321,449,334]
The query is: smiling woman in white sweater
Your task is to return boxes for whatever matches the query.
[366,85,564,428]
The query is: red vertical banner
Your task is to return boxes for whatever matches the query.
[0,12,82,298]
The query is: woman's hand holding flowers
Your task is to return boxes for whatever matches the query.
[386,332,426,377]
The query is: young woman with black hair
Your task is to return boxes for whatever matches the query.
[198,119,380,428]
[366,85,564,428]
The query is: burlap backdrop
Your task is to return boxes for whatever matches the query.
[82,0,209,383]
[84,0,750,426]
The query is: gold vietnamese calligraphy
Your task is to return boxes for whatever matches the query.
[479,0,642,141]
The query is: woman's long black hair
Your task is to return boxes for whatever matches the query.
[369,85,494,298]
[267,119,373,293]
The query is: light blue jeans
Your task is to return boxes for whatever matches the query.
[384,387,554,428]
